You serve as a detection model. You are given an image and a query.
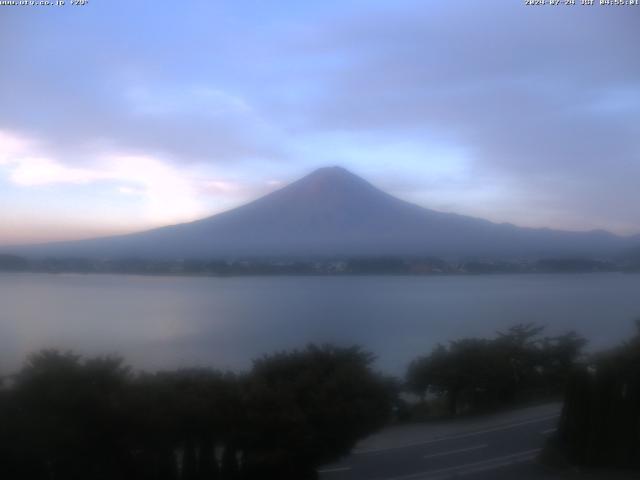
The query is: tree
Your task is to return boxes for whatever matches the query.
[555,321,640,470]
[406,324,587,417]
[8,350,132,479]
[2,344,394,479]
[242,344,394,479]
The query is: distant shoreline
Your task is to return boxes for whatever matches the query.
[2,252,638,278]
[1,269,638,280]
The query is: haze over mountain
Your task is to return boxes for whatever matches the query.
[6,167,638,260]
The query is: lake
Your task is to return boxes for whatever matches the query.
[1,272,639,376]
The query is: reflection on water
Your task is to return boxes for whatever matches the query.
[1,272,639,374]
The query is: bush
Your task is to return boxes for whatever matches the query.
[406,324,586,417]
[0,344,394,480]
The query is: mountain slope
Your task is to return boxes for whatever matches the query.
[7,167,635,259]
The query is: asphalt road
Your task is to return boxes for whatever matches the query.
[318,403,563,480]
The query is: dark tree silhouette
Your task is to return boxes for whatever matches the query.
[555,320,640,470]
[406,324,587,416]
[5,351,132,479]
[242,344,394,479]
[0,344,393,480]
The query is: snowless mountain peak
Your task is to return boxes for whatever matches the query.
[7,166,635,260]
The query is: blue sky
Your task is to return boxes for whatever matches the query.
[1,0,638,245]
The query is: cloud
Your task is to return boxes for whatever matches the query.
[272,1,640,233]
[0,129,222,226]
[0,4,287,167]
[0,0,638,239]
[0,130,30,162]
[9,157,106,187]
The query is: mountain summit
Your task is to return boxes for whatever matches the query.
[9,167,633,259]
[256,166,397,210]
[292,165,364,188]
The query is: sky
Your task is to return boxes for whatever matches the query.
[0,0,638,245]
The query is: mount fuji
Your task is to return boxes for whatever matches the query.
[7,167,636,260]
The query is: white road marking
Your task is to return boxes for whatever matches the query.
[317,466,352,474]
[381,448,541,480]
[355,413,559,454]
[540,428,557,435]
[423,444,488,460]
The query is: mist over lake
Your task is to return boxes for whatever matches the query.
[1,272,639,376]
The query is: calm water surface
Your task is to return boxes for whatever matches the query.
[1,273,639,375]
